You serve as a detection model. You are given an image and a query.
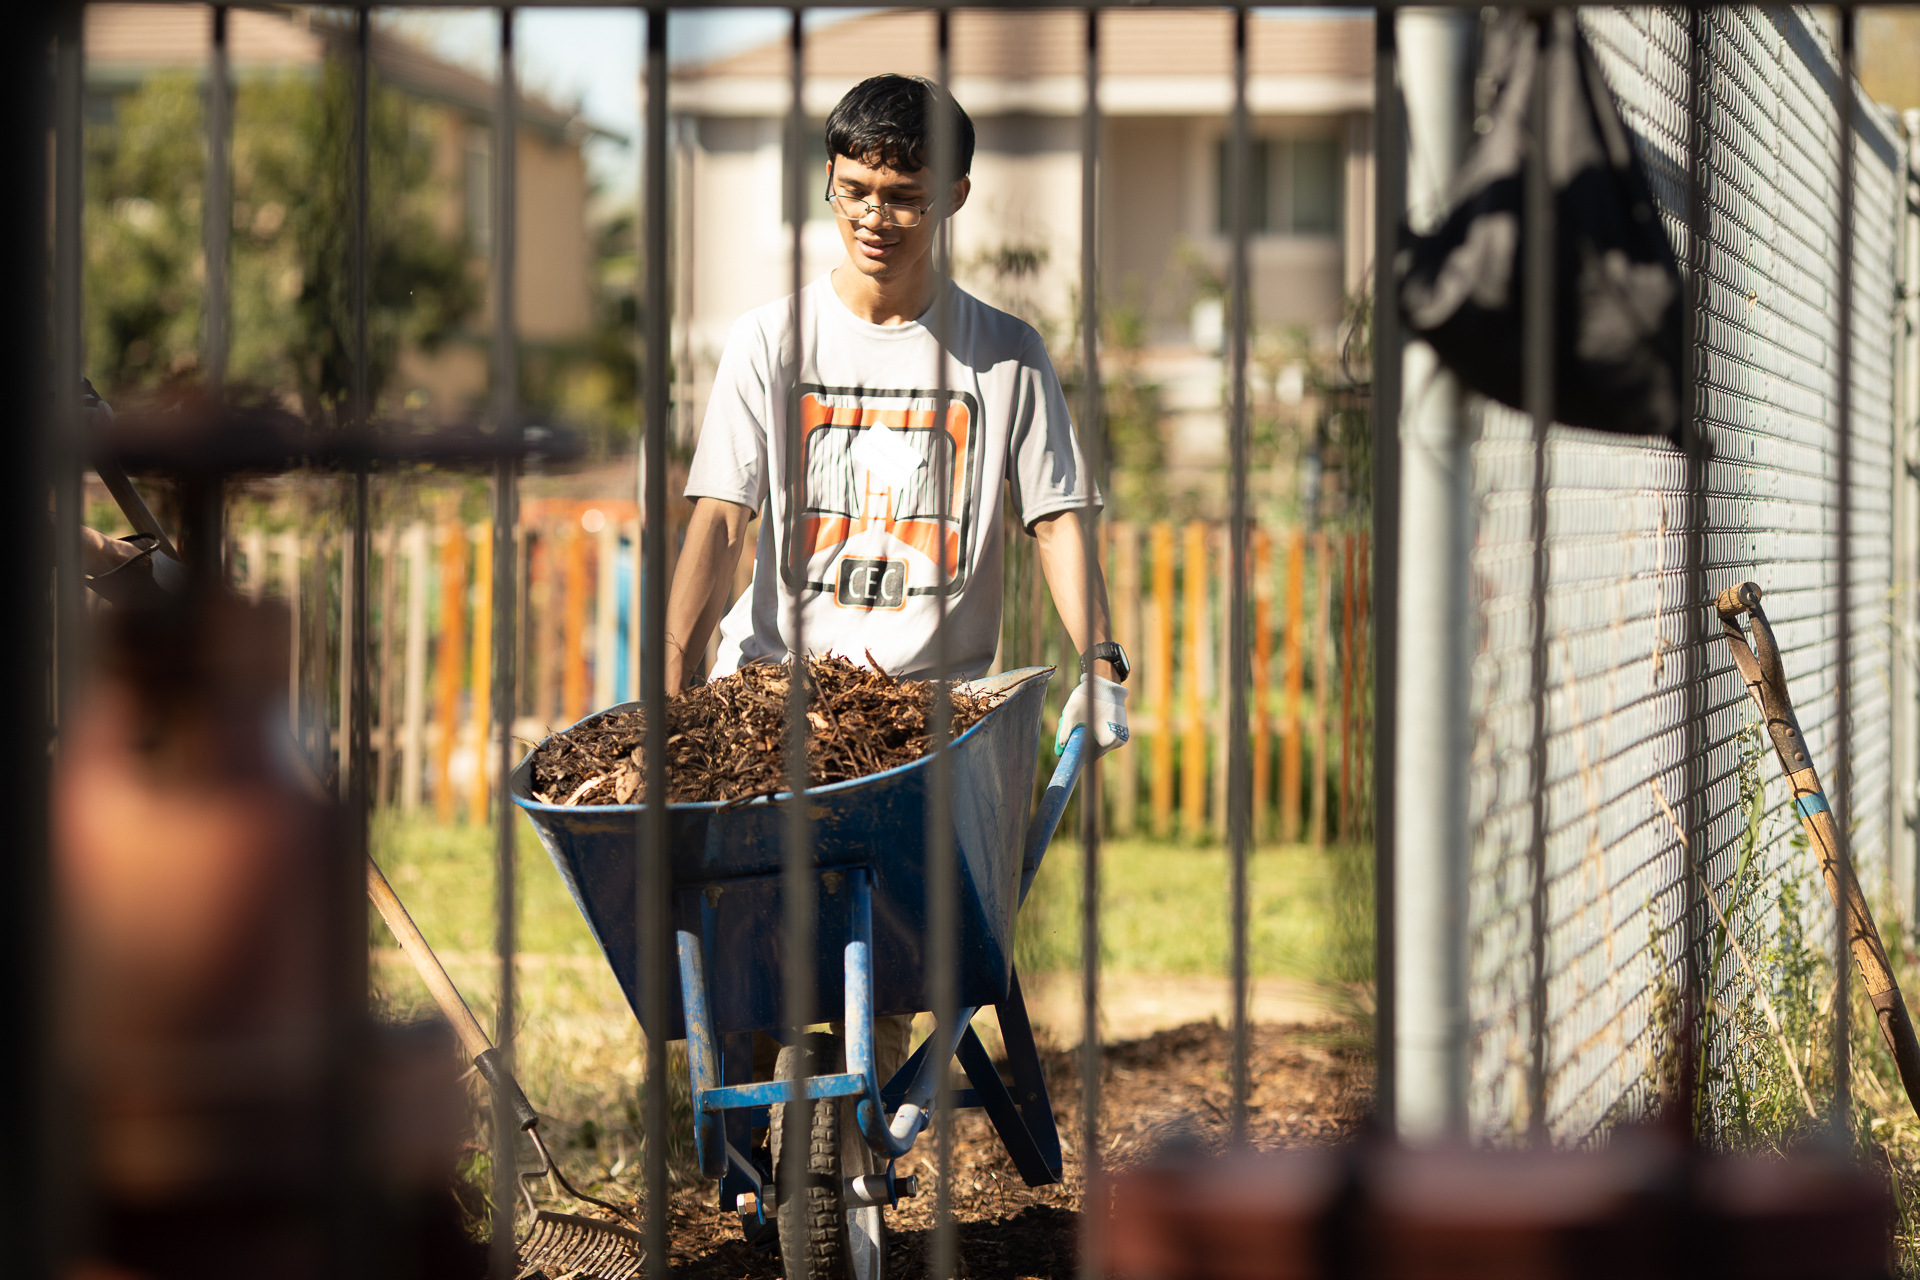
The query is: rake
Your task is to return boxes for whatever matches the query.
[368,858,647,1278]
[1715,581,1920,1118]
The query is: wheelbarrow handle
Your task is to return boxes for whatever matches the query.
[1019,726,1087,907]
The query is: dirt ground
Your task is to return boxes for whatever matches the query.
[663,1019,1372,1279]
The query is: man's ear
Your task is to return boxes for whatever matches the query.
[945,175,972,217]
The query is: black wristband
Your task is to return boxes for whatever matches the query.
[1081,641,1130,684]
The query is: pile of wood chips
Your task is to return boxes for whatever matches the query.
[526,654,999,806]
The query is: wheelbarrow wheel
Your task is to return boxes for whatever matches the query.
[771,1034,886,1280]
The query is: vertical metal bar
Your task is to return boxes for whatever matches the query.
[1077,11,1103,1280]
[640,8,671,1277]
[1225,4,1253,1148]
[1392,7,1474,1144]
[328,15,376,1276]
[205,6,230,391]
[52,2,84,725]
[490,12,520,1278]
[779,4,813,1246]
[929,14,958,1280]
[1677,0,1711,1126]
[1833,3,1857,1131]
[1370,4,1402,1132]
[1903,113,1920,932]
[349,6,371,815]
[25,10,75,1275]
[1522,9,1558,1146]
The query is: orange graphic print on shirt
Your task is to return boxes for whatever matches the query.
[781,384,982,607]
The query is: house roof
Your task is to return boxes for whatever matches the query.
[672,9,1373,117]
[84,4,610,144]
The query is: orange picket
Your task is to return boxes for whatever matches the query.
[433,522,468,824]
[563,521,591,724]
[470,523,493,823]
[1253,527,1273,841]
[1150,521,1175,837]
[1281,530,1305,843]
[1181,521,1209,836]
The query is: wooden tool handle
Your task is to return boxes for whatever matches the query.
[367,857,492,1060]
[367,857,538,1130]
[1719,582,1920,1115]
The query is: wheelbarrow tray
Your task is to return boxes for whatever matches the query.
[512,667,1054,1041]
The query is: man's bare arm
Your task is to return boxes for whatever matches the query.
[664,497,755,693]
[1032,509,1120,681]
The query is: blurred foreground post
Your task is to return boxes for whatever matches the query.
[1393,5,1475,1144]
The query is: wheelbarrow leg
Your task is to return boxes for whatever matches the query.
[982,967,1062,1183]
[844,867,924,1159]
[954,1023,1060,1186]
[675,926,726,1180]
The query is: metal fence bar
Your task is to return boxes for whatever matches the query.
[1225,2,1253,1148]
[1523,8,1560,1145]
[204,5,229,391]
[778,5,813,1251]
[930,12,959,1280]
[1077,10,1103,1279]
[639,7,671,1275]
[52,3,84,725]
[1679,0,1712,1123]
[1833,2,1858,1131]
[1370,2,1403,1132]
[489,12,520,1277]
[25,11,73,1277]
[348,7,372,820]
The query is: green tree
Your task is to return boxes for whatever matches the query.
[87,59,477,418]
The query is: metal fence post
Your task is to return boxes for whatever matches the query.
[490,12,520,1277]
[1370,3,1403,1133]
[1902,110,1920,932]
[1392,6,1474,1145]
[640,9,671,1275]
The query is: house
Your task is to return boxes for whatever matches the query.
[84,3,605,423]
[668,9,1375,502]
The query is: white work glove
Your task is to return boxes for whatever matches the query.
[1055,674,1129,756]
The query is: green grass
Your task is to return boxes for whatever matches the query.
[368,814,1375,1225]
[371,812,1371,991]
[1015,838,1370,987]
[371,811,600,958]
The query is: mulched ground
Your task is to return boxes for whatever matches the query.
[528,655,997,806]
[665,1020,1372,1279]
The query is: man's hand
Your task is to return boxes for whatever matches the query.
[1056,674,1129,756]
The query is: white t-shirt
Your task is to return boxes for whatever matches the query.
[686,274,1098,680]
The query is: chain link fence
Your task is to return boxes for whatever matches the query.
[1463,4,1909,1143]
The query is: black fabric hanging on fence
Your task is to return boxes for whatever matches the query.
[1398,12,1684,443]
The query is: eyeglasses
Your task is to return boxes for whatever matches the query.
[823,187,935,227]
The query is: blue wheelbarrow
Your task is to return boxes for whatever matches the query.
[512,666,1085,1280]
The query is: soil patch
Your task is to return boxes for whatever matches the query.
[662,1020,1371,1279]
[527,655,997,806]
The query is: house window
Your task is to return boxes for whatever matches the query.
[466,126,492,254]
[1215,135,1341,237]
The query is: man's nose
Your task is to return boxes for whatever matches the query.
[856,206,887,230]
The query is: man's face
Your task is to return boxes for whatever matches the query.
[826,152,970,286]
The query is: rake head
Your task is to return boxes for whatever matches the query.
[515,1210,645,1280]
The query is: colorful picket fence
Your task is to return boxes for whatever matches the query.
[230,509,1371,845]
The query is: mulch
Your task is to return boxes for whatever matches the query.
[663,1020,1373,1280]
[527,655,998,807]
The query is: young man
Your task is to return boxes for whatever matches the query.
[664,74,1131,759]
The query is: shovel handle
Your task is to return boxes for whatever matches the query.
[367,856,538,1131]
[1717,582,1920,1116]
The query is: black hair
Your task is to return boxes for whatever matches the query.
[824,74,975,181]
